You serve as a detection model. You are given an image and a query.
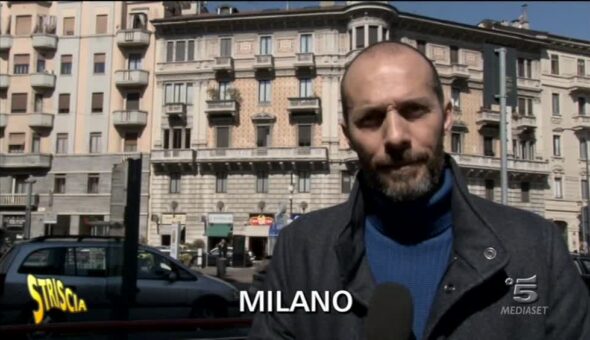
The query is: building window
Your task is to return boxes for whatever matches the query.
[554,177,563,199]
[124,132,138,152]
[582,179,589,200]
[256,125,271,147]
[517,97,534,116]
[175,41,186,62]
[256,173,269,193]
[11,93,27,113]
[93,53,106,74]
[416,40,426,54]
[63,17,75,36]
[299,79,313,97]
[61,55,72,75]
[517,58,533,78]
[300,34,312,53]
[31,133,40,153]
[218,81,230,100]
[368,26,379,46]
[36,56,45,73]
[9,133,25,154]
[126,92,140,111]
[166,41,174,62]
[451,87,461,110]
[553,135,561,157]
[579,97,586,116]
[260,36,272,55]
[220,37,232,57]
[164,82,193,104]
[341,171,353,193]
[95,14,107,34]
[58,94,70,113]
[216,126,230,148]
[14,176,27,193]
[450,46,459,64]
[355,26,364,49]
[91,92,103,113]
[87,174,99,194]
[485,180,494,201]
[169,173,181,194]
[34,93,43,113]
[483,136,494,157]
[15,15,32,35]
[552,93,560,116]
[298,124,312,147]
[187,40,195,61]
[216,173,227,193]
[89,132,102,153]
[56,133,68,154]
[298,172,311,193]
[521,182,530,203]
[578,59,586,76]
[258,80,271,103]
[550,54,559,75]
[580,138,588,160]
[14,54,30,74]
[54,174,66,194]
[451,132,462,153]
[128,53,142,70]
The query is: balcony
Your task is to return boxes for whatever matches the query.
[476,108,500,126]
[572,115,590,130]
[0,74,9,89]
[513,115,537,131]
[569,75,590,93]
[151,149,195,164]
[450,64,470,79]
[0,194,39,207]
[116,29,150,48]
[115,70,149,88]
[0,113,7,129]
[197,147,328,163]
[294,53,315,69]
[517,77,541,91]
[213,57,234,72]
[287,97,321,116]
[451,154,549,176]
[164,103,187,118]
[205,100,238,118]
[31,33,58,50]
[30,73,56,89]
[0,153,52,169]
[28,113,54,129]
[113,110,148,128]
[254,55,274,71]
[0,35,13,51]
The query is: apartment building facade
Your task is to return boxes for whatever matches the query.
[0,1,159,242]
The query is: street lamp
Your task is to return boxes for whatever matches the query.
[288,184,294,218]
[559,127,589,254]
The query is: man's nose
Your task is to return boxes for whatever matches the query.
[382,111,410,150]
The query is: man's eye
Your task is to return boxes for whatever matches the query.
[358,116,382,127]
[401,105,429,118]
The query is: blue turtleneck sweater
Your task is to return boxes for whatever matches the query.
[364,168,454,340]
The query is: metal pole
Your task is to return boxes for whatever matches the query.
[496,47,508,205]
[24,177,36,239]
[585,155,590,254]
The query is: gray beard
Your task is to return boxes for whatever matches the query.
[361,138,446,203]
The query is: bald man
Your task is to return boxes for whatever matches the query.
[248,42,590,340]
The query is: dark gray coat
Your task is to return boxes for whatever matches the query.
[249,155,590,340]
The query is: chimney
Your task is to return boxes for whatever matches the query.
[519,4,530,29]
[320,1,336,7]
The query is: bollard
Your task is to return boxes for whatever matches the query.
[216,256,226,278]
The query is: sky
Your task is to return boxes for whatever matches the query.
[206,1,590,41]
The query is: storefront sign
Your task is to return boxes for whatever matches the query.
[249,215,274,226]
[161,213,186,225]
[208,213,233,224]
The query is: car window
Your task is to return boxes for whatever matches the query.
[0,247,16,273]
[574,260,583,274]
[75,247,107,277]
[582,260,590,273]
[19,247,69,275]
[137,250,172,280]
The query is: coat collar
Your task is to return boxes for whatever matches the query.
[333,154,510,314]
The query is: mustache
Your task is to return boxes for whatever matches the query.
[374,150,431,169]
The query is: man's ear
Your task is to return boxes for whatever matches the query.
[442,100,453,133]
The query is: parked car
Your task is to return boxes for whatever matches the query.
[206,247,255,267]
[572,254,590,292]
[0,236,240,325]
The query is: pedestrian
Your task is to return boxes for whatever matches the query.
[249,41,590,339]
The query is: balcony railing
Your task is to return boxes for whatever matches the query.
[517,77,541,91]
[476,109,500,125]
[294,53,315,68]
[151,149,195,163]
[451,154,549,174]
[197,147,328,163]
[30,73,56,89]
[0,113,7,129]
[569,75,590,93]
[573,115,590,130]
[113,110,148,127]
[213,57,234,71]
[254,54,274,70]
[0,194,39,207]
[28,113,54,129]
[0,153,52,169]
[0,74,10,89]
[116,29,150,47]
[31,33,58,50]
[513,115,536,130]
[164,103,187,117]
[450,64,470,79]
[115,70,149,87]
[0,35,13,50]
[287,97,321,114]
[205,100,238,117]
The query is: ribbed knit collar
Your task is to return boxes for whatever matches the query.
[363,166,454,244]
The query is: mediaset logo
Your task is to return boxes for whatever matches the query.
[240,290,353,313]
[500,274,548,315]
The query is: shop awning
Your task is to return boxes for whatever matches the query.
[207,223,232,237]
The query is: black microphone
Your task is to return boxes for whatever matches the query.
[366,283,414,340]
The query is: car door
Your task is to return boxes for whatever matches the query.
[579,258,590,291]
[131,249,189,320]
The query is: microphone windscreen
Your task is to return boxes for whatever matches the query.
[365,283,414,340]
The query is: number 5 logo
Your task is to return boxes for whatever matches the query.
[512,275,538,303]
